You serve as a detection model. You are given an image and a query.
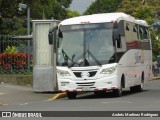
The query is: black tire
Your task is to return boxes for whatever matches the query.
[136,81,144,92]
[94,91,106,97]
[113,84,122,97]
[67,92,77,99]
[137,73,144,92]
[130,84,143,93]
[130,86,137,93]
[130,74,144,93]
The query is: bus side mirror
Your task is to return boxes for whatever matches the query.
[113,21,120,41]
[48,26,58,45]
[48,32,54,44]
[113,30,120,41]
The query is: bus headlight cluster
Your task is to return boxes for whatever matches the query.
[57,69,71,77]
[100,66,117,74]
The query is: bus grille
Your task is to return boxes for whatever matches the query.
[76,82,95,87]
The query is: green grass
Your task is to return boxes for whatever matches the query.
[0,72,32,76]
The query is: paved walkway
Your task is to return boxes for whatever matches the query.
[0,84,55,106]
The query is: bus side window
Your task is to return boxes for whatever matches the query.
[126,24,130,31]
[133,25,139,39]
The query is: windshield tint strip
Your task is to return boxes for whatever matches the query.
[60,23,113,31]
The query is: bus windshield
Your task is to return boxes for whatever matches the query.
[57,23,116,67]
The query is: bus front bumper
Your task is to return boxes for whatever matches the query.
[58,75,119,92]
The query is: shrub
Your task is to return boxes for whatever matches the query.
[0,52,32,73]
[5,46,18,54]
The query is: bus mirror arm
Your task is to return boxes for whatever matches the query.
[113,30,120,42]
[113,21,120,42]
[112,29,119,63]
[48,26,58,45]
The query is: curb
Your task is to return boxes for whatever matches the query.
[0,103,8,106]
[152,77,160,80]
[48,92,86,100]
[48,93,66,101]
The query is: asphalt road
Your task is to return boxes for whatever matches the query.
[0,80,160,120]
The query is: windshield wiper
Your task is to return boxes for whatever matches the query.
[69,50,102,67]
[68,54,82,68]
[62,49,81,67]
[86,50,102,66]
[62,49,73,66]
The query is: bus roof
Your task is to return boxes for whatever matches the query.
[60,12,148,26]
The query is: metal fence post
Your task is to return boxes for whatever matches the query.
[27,40,31,72]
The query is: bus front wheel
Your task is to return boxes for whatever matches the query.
[67,92,77,99]
[113,84,122,97]
[94,91,106,97]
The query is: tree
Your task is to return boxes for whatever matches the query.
[117,0,140,15]
[151,30,160,61]
[67,10,81,18]
[84,0,123,15]
[117,0,160,60]
[0,0,73,35]
[0,0,2,7]
[133,5,155,24]
[117,0,160,22]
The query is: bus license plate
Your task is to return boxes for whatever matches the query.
[82,87,90,91]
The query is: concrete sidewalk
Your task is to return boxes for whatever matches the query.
[0,84,55,106]
[153,76,160,80]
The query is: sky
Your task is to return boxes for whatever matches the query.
[69,0,96,14]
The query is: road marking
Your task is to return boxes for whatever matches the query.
[101,101,133,104]
[0,93,5,95]
[48,93,66,101]
[19,103,29,105]
[0,103,8,106]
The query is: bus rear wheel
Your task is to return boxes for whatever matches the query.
[130,74,144,93]
[67,92,77,99]
[130,83,143,93]
[136,80,144,92]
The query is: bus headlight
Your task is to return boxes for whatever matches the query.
[100,66,117,74]
[57,69,71,77]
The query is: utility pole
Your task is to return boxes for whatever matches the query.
[18,3,30,35]
[142,0,146,5]
[27,7,30,35]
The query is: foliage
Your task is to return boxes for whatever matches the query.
[118,0,160,60]
[84,0,123,15]
[117,0,160,22]
[151,24,160,60]
[0,0,73,35]
[0,17,26,35]
[0,52,32,73]
[5,46,18,54]
[67,10,81,18]
[117,0,140,15]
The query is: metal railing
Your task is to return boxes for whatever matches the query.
[0,35,33,74]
